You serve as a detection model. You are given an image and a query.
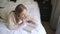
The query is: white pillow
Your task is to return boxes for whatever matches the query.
[0,0,8,7]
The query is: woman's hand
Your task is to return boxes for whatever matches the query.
[22,18,27,23]
[18,18,27,27]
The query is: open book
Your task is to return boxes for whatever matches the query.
[23,23,37,33]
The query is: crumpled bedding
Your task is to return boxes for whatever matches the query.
[0,0,46,34]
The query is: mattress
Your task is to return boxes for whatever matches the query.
[0,0,46,34]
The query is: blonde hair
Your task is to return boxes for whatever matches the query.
[15,4,27,17]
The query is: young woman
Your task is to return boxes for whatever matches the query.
[7,4,35,30]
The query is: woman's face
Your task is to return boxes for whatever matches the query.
[18,9,27,19]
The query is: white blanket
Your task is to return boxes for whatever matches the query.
[0,21,46,34]
[0,0,46,34]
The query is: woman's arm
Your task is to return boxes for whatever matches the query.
[17,22,24,27]
[24,16,36,24]
[27,20,35,24]
[17,18,26,27]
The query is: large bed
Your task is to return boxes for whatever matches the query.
[0,0,46,34]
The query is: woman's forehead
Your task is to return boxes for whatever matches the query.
[21,9,27,13]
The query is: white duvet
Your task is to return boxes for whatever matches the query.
[0,0,46,34]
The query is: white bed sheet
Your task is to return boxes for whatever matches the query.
[0,0,46,34]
